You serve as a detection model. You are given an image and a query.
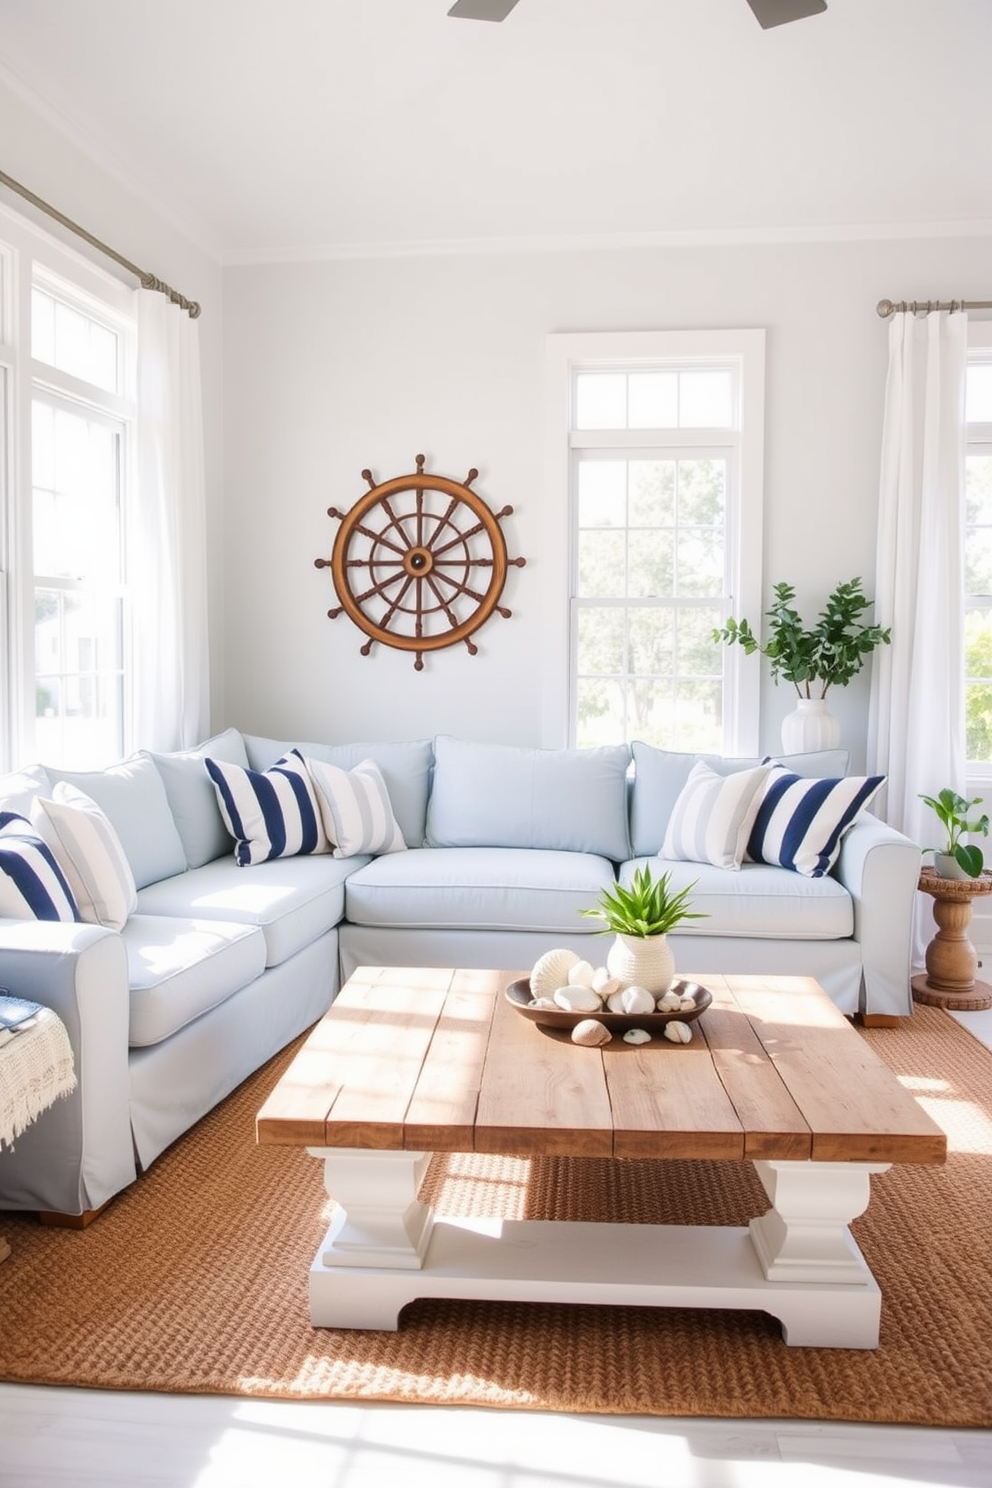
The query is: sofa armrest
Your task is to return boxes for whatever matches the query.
[0,918,136,1214]
[833,815,921,1018]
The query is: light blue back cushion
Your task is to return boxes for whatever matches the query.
[46,755,187,890]
[242,735,432,848]
[629,741,851,858]
[425,735,632,859]
[0,764,52,817]
[142,728,250,869]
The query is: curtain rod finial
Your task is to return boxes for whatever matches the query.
[877,299,896,318]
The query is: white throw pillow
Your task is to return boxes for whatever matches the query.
[747,761,886,878]
[0,811,81,922]
[660,760,772,871]
[205,749,329,867]
[306,757,406,859]
[31,784,137,930]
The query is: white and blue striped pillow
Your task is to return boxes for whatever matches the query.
[660,760,771,870]
[205,750,329,867]
[306,757,406,858]
[747,762,885,878]
[0,811,82,921]
[31,784,137,930]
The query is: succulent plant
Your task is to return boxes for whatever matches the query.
[581,864,707,938]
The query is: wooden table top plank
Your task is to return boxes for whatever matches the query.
[606,1035,746,1159]
[321,977,453,1148]
[723,975,947,1165]
[474,983,615,1158]
[255,979,395,1146]
[402,971,502,1150]
[698,976,813,1161]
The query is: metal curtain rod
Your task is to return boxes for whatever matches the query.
[877,297,992,318]
[0,167,200,318]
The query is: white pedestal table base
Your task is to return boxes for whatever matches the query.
[306,1148,890,1348]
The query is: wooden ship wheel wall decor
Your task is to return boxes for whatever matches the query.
[315,455,526,670]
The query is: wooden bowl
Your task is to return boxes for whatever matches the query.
[505,977,712,1034]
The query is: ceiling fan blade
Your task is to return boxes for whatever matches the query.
[745,0,827,27]
[447,0,522,20]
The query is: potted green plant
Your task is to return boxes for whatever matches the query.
[581,864,707,993]
[713,578,891,752]
[920,788,990,879]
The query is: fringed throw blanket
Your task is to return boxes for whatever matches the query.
[0,1005,76,1149]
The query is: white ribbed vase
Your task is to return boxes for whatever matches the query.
[780,697,842,754]
[606,933,676,995]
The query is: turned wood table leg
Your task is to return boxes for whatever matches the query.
[925,895,979,991]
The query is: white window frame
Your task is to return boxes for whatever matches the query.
[542,329,765,752]
[0,202,136,773]
[965,319,992,786]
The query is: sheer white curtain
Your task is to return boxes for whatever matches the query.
[132,289,210,751]
[867,309,968,964]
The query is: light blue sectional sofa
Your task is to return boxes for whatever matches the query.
[0,729,920,1219]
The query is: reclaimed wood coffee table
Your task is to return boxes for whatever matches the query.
[256,966,946,1347]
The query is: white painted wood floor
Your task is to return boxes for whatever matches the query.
[2,1008,991,1488]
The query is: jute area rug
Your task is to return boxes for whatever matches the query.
[1,1004,990,1425]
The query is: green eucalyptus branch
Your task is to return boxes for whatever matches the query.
[713,578,891,697]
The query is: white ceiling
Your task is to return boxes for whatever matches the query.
[0,0,989,262]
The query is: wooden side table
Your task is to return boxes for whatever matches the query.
[912,867,992,1011]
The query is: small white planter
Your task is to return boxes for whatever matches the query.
[606,932,676,995]
[933,851,973,881]
[780,698,842,755]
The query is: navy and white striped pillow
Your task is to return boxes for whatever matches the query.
[204,750,329,867]
[747,763,885,878]
[0,811,82,921]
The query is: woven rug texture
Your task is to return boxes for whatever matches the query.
[1,1003,990,1424]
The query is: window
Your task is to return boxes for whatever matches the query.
[965,322,992,772]
[545,330,765,753]
[0,209,135,770]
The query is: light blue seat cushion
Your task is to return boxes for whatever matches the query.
[345,846,617,934]
[628,742,851,859]
[142,727,249,869]
[243,735,432,848]
[134,854,358,968]
[619,856,853,939]
[45,755,187,889]
[425,735,631,860]
[122,914,266,1048]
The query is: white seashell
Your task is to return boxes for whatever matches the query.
[530,948,580,1001]
[567,960,596,988]
[623,1027,652,1045]
[592,967,620,996]
[553,985,603,1013]
[571,1018,612,1047]
[664,1020,693,1045]
[530,997,559,1009]
[656,989,682,1012]
[678,995,696,1011]
[606,986,655,1015]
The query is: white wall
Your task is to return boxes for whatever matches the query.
[0,75,227,725]
[223,233,992,768]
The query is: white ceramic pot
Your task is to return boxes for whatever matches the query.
[606,932,675,995]
[780,697,842,754]
[933,851,972,881]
